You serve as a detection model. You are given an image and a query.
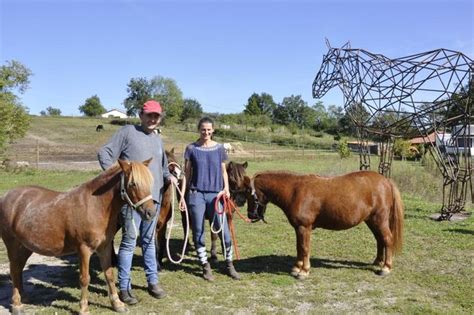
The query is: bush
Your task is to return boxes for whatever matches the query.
[338,139,351,159]
[109,118,139,126]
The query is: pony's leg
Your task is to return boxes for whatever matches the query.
[156,224,166,266]
[4,237,32,314]
[210,232,218,263]
[365,221,385,266]
[379,225,394,276]
[366,219,393,276]
[97,245,127,313]
[78,245,93,315]
[292,226,312,279]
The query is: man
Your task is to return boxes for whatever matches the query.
[98,100,177,305]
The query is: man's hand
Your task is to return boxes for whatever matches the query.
[168,175,178,186]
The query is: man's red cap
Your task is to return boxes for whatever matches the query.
[142,100,162,114]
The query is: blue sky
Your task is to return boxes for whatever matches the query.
[1,0,472,116]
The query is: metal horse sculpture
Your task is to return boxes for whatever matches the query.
[0,159,156,314]
[312,40,472,219]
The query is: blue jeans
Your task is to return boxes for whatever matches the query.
[187,191,232,264]
[117,203,159,291]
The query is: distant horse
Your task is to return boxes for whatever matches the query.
[156,159,249,265]
[0,159,156,314]
[96,124,104,132]
[244,170,403,278]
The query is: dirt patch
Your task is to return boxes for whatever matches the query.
[0,254,74,313]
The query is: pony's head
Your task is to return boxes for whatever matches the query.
[118,158,156,221]
[244,175,267,223]
[312,41,351,99]
[227,161,248,207]
[166,148,182,179]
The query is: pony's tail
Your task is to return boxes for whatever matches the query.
[389,179,404,254]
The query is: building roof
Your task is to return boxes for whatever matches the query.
[104,109,127,115]
[409,132,437,144]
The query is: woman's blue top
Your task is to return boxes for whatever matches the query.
[184,142,228,192]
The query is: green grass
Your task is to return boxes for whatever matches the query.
[0,159,473,314]
[0,116,472,313]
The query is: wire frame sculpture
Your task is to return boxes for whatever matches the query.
[312,40,473,220]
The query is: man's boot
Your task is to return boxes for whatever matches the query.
[202,262,215,282]
[118,289,138,305]
[147,283,167,299]
[226,261,241,280]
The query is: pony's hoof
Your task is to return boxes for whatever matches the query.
[377,267,391,276]
[296,273,309,280]
[290,270,299,277]
[372,259,384,267]
[114,305,129,313]
[11,305,24,315]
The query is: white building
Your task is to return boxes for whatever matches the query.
[101,109,128,119]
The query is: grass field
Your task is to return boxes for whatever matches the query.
[0,160,473,314]
[0,116,473,313]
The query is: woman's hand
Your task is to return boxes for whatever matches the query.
[223,188,230,198]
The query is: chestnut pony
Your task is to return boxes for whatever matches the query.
[0,159,156,314]
[156,155,248,265]
[245,170,404,278]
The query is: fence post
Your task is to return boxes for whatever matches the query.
[36,140,39,168]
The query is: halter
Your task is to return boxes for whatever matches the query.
[120,173,153,209]
[168,161,182,179]
[249,177,265,222]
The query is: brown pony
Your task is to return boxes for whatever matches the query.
[0,159,156,314]
[156,158,248,265]
[245,170,404,278]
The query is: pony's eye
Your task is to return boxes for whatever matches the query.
[128,182,136,188]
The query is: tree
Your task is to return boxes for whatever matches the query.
[79,95,106,117]
[273,95,315,129]
[123,76,184,120]
[150,76,184,121]
[0,94,30,154]
[244,92,276,118]
[46,106,61,116]
[0,60,31,94]
[181,98,203,121]
[0,60,32,154]
[124,77,153,116]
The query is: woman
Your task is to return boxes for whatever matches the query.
[180,117,240,281]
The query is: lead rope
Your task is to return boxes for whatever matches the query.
[165,175,190,264]
[211,192,250,260]
[210,192,227,259]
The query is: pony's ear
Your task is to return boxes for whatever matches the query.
[228,161,234,168]
[118,159,131,172]
[243,161,248,169]
[142,158,153,167]
[170,147,175,154]
[325,37,331,49]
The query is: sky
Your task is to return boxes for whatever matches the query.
[1,0,473,116]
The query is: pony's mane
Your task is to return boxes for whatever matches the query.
[228,163,246,181]
[91,161,153,194]
[128,162,154,191]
